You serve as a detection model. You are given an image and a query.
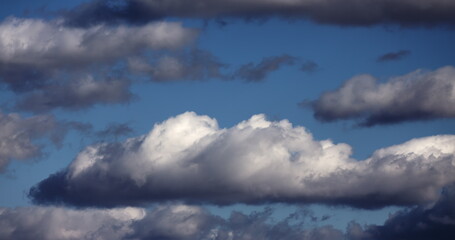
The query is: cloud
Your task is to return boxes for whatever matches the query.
[300,61,319,73]
[128,49,227,82]
[0,204,345,240]
[0,17,197,110]
[0,17,197,73]
[307,66,455,126]
[377,50,411,62]
[0,206,146,240]
[96,122,134,140]
[63,0,455,27]
[14,76,133,113]
[29,112,455,208]
[129,53,301,82]
[233,55,296,82]
[0,112,64,172]
[347,185,455,240]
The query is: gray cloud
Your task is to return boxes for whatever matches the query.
[0,17,197,111]
[15,76,133,113]
[128,49,227,82]
[0,204,345,240]
[129,53,302,82]
[29,112,455,208]
[63,0,455,27]
[377,50,411,62]
[96,123,134,138]
[307,66,455,126]
[0,112,64,172]
[300,60,319,73]
[347,185,455,240]
[233,55,296,82]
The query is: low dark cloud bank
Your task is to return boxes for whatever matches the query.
[307,66,455,126]
[63,0,455,27]
[29,112,455,208]
[377,50,411,62]
[348,185,455,240]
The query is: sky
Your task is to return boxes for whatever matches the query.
[0,0,455,239]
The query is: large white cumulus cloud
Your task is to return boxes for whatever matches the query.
[308,66,455,126]
[30,112,455,208]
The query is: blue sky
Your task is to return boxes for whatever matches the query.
[1,1,455,239]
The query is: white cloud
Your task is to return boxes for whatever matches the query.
[30,112,455,208]
[0,17,197,68]
[309,66,455,126]
[0,17,198,110]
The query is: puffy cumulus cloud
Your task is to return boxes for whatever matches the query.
[0,204,345,240]
[0,112,64,172]
[15,76,133,113]
[347,185,455,240]
[307,66,455,126]
[64,0,455,27]
[29,112,455,208]
[0,17,196,73]
[0,17,197,111]
[233,55,297,82]
[376,50,411,62]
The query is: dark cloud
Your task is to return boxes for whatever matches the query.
[377,50,411,62]
[129,52,302,82]
[15,77,133,113]
[0,112,65,172]
[347,185,455,240]
[300,61,319,73]
[307,66,455,126]
[234,55,296,82]
[29,112,455,208]
[128,49,228,82]
[0,204,345,240]
[96,122,134,140]
[62,0,455,27]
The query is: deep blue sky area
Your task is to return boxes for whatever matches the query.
[1,1,455,239]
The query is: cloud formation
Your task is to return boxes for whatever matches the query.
[377,50,411,62]
[0,17,197,110]
[30,112,455,208]
[63,0,455,27]
[128,49,227,82]
[15,76,133,113]
[233,55,296,82]
[0,112,64,172]
[307,66,455,126]
[0,204,344,240]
